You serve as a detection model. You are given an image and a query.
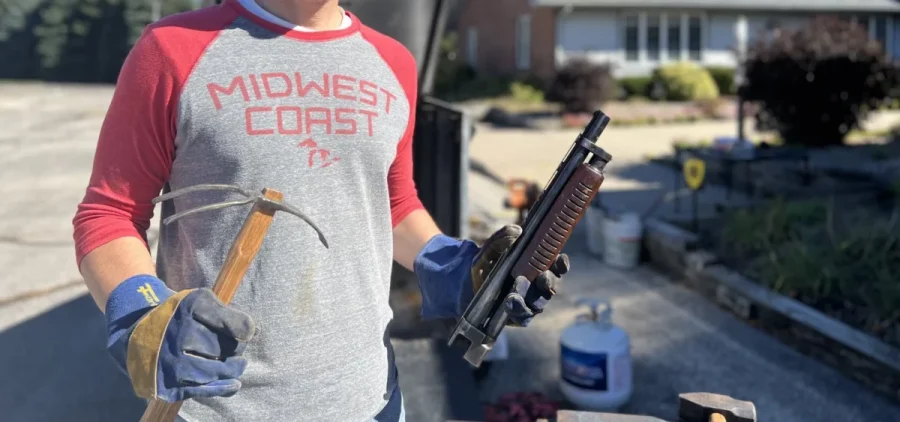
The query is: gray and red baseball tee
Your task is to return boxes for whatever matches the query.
[72,1,425,420]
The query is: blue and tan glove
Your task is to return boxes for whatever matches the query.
[414,225,569,326]
[104,275,256,402]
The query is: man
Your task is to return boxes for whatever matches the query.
[72,0,569,421]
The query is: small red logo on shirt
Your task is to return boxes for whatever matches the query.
[298,138,340,168]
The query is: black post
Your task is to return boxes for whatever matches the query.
[674,149,681,213]
[692,190,699,233]
[420,0,451,95]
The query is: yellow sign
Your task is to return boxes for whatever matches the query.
[683,158,706,190]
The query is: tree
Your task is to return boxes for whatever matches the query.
[1,0,193,82]
[742,16,899,147]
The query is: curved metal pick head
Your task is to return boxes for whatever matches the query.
[152,184,329,250]
[152,184,254,205]
[161,197,257,225]
[262,197,329,249]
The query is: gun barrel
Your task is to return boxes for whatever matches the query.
[582,111,611,142]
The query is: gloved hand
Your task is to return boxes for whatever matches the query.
[104,275,256,402]
[413,225,569,326]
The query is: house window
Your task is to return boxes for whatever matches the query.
[646,14,661,61]
[516,15,532,70]
[625,14,639,61]
[871,15,889,54]
[622,12,705,63]
[667,16,681,60]
[688,15,703,60]
[466,27,478,66]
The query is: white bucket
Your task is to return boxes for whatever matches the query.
[585,206,605,257]
[602,213,643,269]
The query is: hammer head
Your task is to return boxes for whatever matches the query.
[678,392,757,422]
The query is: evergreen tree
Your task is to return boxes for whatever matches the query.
[1,0,194,82]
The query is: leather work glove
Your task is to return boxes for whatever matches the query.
[413,225,569,327]
[470,225,569,326]
[104,275,256,402]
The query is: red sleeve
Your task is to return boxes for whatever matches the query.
[360,25,425,227]
[72,9,233,268]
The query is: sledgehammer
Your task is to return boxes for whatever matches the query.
[678,392,757,422]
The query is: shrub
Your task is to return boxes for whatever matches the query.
[618,76,653,98]
[509,80,544,103]
[546,57,616,113]
[651,62,719,101]
[433,33,478,97]
[742,16,899,147]
[705,66,736,95]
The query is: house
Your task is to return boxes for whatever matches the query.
[456,0,900,83]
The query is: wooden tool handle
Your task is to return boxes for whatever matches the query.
[511,163,604,281]
[709,413,727,422]
[139,188,283,422]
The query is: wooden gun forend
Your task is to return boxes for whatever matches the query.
[512,163,606,282]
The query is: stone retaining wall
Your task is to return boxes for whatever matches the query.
[643,218,900,404]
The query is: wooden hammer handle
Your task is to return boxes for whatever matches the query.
[709,413,727,422]
[139,188,283,422]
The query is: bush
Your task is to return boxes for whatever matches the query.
[705,66,736,95]
[433,33,478,97]
[509,80,544,103]
[650,62,719,101]
[546,58,616,113]
[618,76,652,98]
[742,16,899,147]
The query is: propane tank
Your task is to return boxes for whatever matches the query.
[559,298,632,412]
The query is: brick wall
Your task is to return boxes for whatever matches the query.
[456,0,558,85]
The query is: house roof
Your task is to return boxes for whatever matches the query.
[530,0,900,12]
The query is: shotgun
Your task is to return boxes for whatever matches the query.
[449,110,613,368]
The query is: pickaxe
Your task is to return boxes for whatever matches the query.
[138,184,328,422]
